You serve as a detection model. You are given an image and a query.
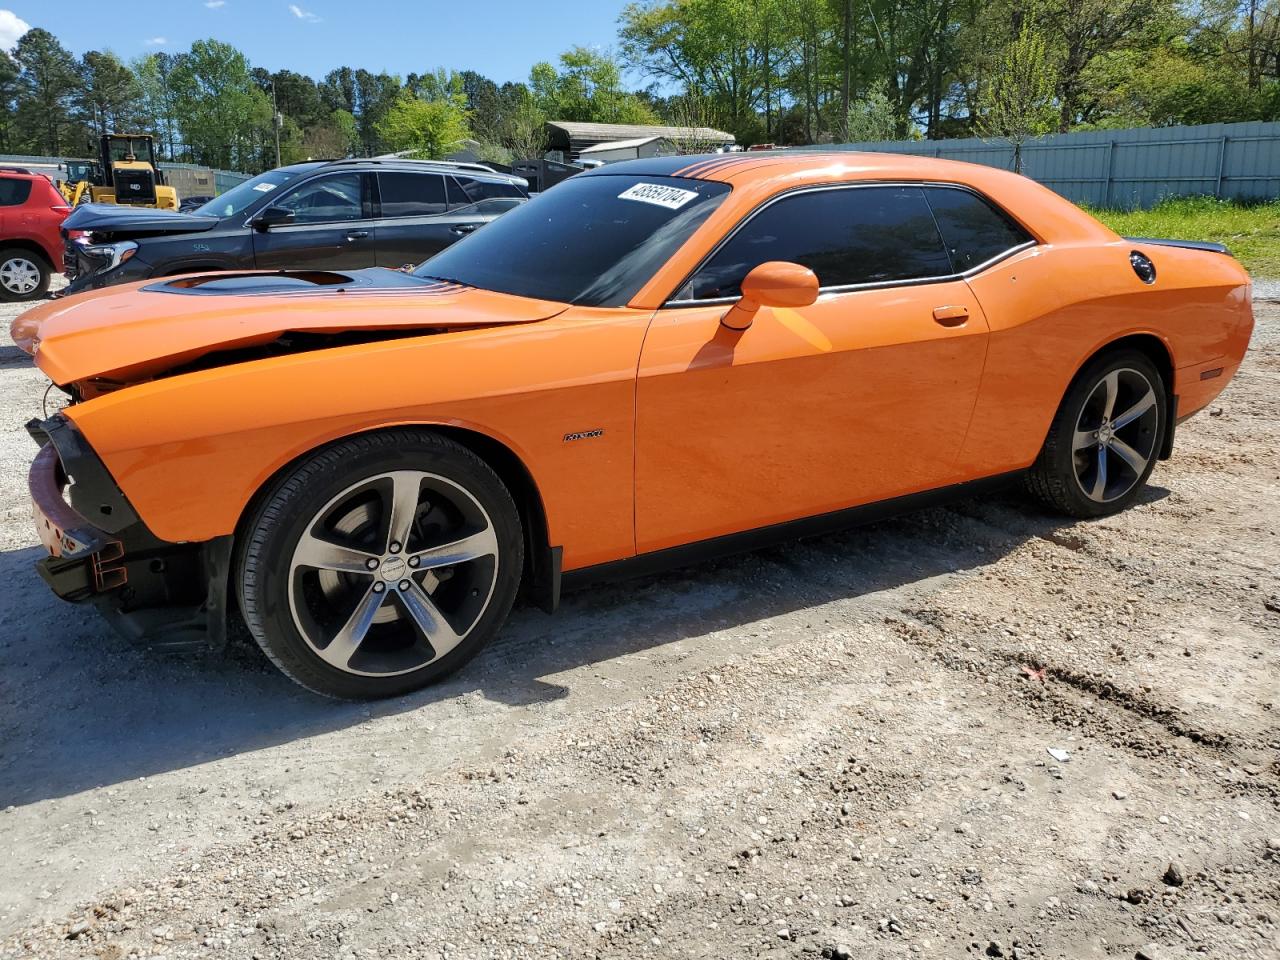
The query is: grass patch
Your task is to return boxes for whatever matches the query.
[1088,196,1280,279]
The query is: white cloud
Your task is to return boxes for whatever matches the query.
[145,36,168,45]
[205,0,226,7]
[288,3,320,21]
[0,9,31,52]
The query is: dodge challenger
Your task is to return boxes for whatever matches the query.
[13,153,1254,699]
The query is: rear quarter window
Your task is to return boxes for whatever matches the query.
[0,178,33,206]
[454,176,525,202]
[924,187,1033,272]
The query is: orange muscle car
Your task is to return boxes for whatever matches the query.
[15,153,1254,699]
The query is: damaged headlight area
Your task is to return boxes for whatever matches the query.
[75,237,139,274]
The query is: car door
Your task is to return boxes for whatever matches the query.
[634,184,992,554]
[371,171,459,268]
[251,172,375,270]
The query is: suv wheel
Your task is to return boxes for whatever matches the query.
[0,249,50,302]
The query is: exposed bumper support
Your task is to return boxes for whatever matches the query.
[27,414,233,653]
[29,443,126,600]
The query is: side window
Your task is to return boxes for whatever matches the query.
[454,175,525,202]
[924,187,1033,272]
[0,179,33,206]
[446,177,470,208]
[378,172,446,218]
[275,173,363,224]
[686,186,952,301]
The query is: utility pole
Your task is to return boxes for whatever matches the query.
[272,80,282,168]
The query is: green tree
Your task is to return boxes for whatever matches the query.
[530,47,658,124]
[976,20,1060,172]
[353,69,402,155]
[620,0,768,139]
[12,27,79,154]
[171,39,273,170]
[1042,0,1165,130]
[0,50,19,152]
[133,53,181,160]
[499,88,548,160]
[300,108,357,159]
[844,82,900,141]
[375,77,471,159]
[79,51,142,137]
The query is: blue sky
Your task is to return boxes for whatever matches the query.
[1,1,631,85]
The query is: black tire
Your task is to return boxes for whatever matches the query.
[237,430,524,699]
[0,248,51,302]
[1026,349,1167,518]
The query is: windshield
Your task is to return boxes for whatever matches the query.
[194,168,307,219]
[415,174,730,307]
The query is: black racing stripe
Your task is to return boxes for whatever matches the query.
[677,155,750,178]
[671,155,728,177]
[686,154,775,180]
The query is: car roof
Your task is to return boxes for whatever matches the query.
[578,150,1039,190]
[318,157,523,183]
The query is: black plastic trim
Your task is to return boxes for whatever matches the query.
[1124,237,1231,256]
[35,414,140,534]
[1160,394,1178,460]
[560,470,1024,595]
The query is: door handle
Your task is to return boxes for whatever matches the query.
[345,230,370,241]
[450,223,478,235]
[932,305,969,327]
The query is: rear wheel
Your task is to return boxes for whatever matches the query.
[238,431,523,699]
[0,249,50,302]
[1026,349,1166,518]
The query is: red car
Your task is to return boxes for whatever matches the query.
[0,169,71,302]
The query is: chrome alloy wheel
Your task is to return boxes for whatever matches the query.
[287,471,500,677]
[0,257,40,295]
[1071,367,1160,503]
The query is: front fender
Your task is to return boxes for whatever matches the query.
[65,307,653,571]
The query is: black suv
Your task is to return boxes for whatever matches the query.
[61,158,528,295]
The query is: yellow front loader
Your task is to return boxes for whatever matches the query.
[60,134,179,210]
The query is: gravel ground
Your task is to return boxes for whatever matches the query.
[1,280,1277,960]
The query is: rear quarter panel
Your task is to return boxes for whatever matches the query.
[66,307,652,570]
[956,240,1251,475]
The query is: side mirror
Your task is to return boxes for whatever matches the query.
[721,261,819,331]
[251,205,295,231]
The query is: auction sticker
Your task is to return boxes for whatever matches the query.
[618,182,699,210]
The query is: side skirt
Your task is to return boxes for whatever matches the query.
[559,470,1026,596]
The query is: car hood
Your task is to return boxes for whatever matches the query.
[61,202,221,236]
[12,268,567,385]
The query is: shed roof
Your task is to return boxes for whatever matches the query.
[578,135,670,154]
[547,121,735,146]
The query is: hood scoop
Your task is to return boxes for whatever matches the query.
[157,271,357,294]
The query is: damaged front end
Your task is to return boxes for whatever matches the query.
[26,415,233,654]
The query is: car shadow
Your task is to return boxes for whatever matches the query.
[0,485,1169,807]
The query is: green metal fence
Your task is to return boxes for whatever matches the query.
[805,121,1280,210]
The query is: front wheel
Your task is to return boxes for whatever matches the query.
[237,431,524,699]
[1026,349,1166,518]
